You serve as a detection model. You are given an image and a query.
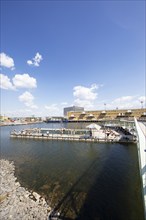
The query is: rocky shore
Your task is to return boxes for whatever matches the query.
[0,159,52,220]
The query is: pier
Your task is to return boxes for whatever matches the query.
[134,118,146,218]
[10,126,136,143]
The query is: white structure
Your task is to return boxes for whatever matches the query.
[86,123,101,130]
[134,118,146,217]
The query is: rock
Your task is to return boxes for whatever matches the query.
[15,182,20,187]
[32,192,40,201]
[41,198,46,206]
[47,206,52,212]
[0,193,9,203]
[0,159,52,220]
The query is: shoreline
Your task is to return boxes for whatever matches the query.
[0,122,43,127]
[0,159,52,220]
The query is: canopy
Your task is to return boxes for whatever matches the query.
[86,123,101,130]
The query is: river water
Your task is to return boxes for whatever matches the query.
[0,123,145,220]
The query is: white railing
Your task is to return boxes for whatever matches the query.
[134,118,146,217]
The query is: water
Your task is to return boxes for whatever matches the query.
[0,123,145,220]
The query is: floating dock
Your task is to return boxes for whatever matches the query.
[10,127,136,143]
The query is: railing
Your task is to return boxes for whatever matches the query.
[134,118,146,218]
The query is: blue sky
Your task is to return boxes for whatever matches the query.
[0,0,145,117]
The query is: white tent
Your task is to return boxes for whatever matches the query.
[86,123,101,130]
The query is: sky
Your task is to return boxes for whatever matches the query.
[0,0,146,117]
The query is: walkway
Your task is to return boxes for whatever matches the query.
[134,118,146,218]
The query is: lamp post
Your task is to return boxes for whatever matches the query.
[104,103,106,111]
[140,101,143,109]
[103,103,106,141]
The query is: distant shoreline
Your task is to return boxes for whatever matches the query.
[0,121,43,127]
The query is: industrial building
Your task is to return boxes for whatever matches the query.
[67,108,146,121]
[64,106,84,116]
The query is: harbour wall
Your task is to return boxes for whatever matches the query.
[10,134,124,143]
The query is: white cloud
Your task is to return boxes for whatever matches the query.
[0,53,15,69]
[12,74,37,88]
[0,73,15,90]
[74,99,95,109]
[45,104,61,116]
[73,84,98,100]
[138,96,146,103]
[107,95,146,110]
[19,91,38,109]
[27,52,43,67]
[27,60,33,65]
[0,73,37,91]
[73,84,99,109]
[112,96,135,103]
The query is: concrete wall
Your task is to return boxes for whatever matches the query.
[134,118,146,218]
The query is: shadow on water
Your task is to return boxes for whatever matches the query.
[51,146,145,220]
[51,157,98,219]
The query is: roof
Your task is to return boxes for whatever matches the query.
[86,123,101,130]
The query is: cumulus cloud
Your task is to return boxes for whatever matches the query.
[112,96,135,103]
[0,53,15,69]
[0,73,37,90]
[0,73,15,90]
[107,95,146,109]
[73,84,99,109]
[19,91,38,109]
[73,84,98,100]
[27,52,43,67]
[72,83,146,110]
[12,74,37,88]
[74,99,95,109]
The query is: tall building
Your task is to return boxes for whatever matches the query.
[63,106,84,116]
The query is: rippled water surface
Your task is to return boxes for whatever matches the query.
[1,123,145,220]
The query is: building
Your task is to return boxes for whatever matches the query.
[64,106,84,116]
[22,117,42,123]
[0,115,9,122]
[45,116,64,122]
[66,108,146,121]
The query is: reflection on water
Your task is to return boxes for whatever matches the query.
[1,123,145,220]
